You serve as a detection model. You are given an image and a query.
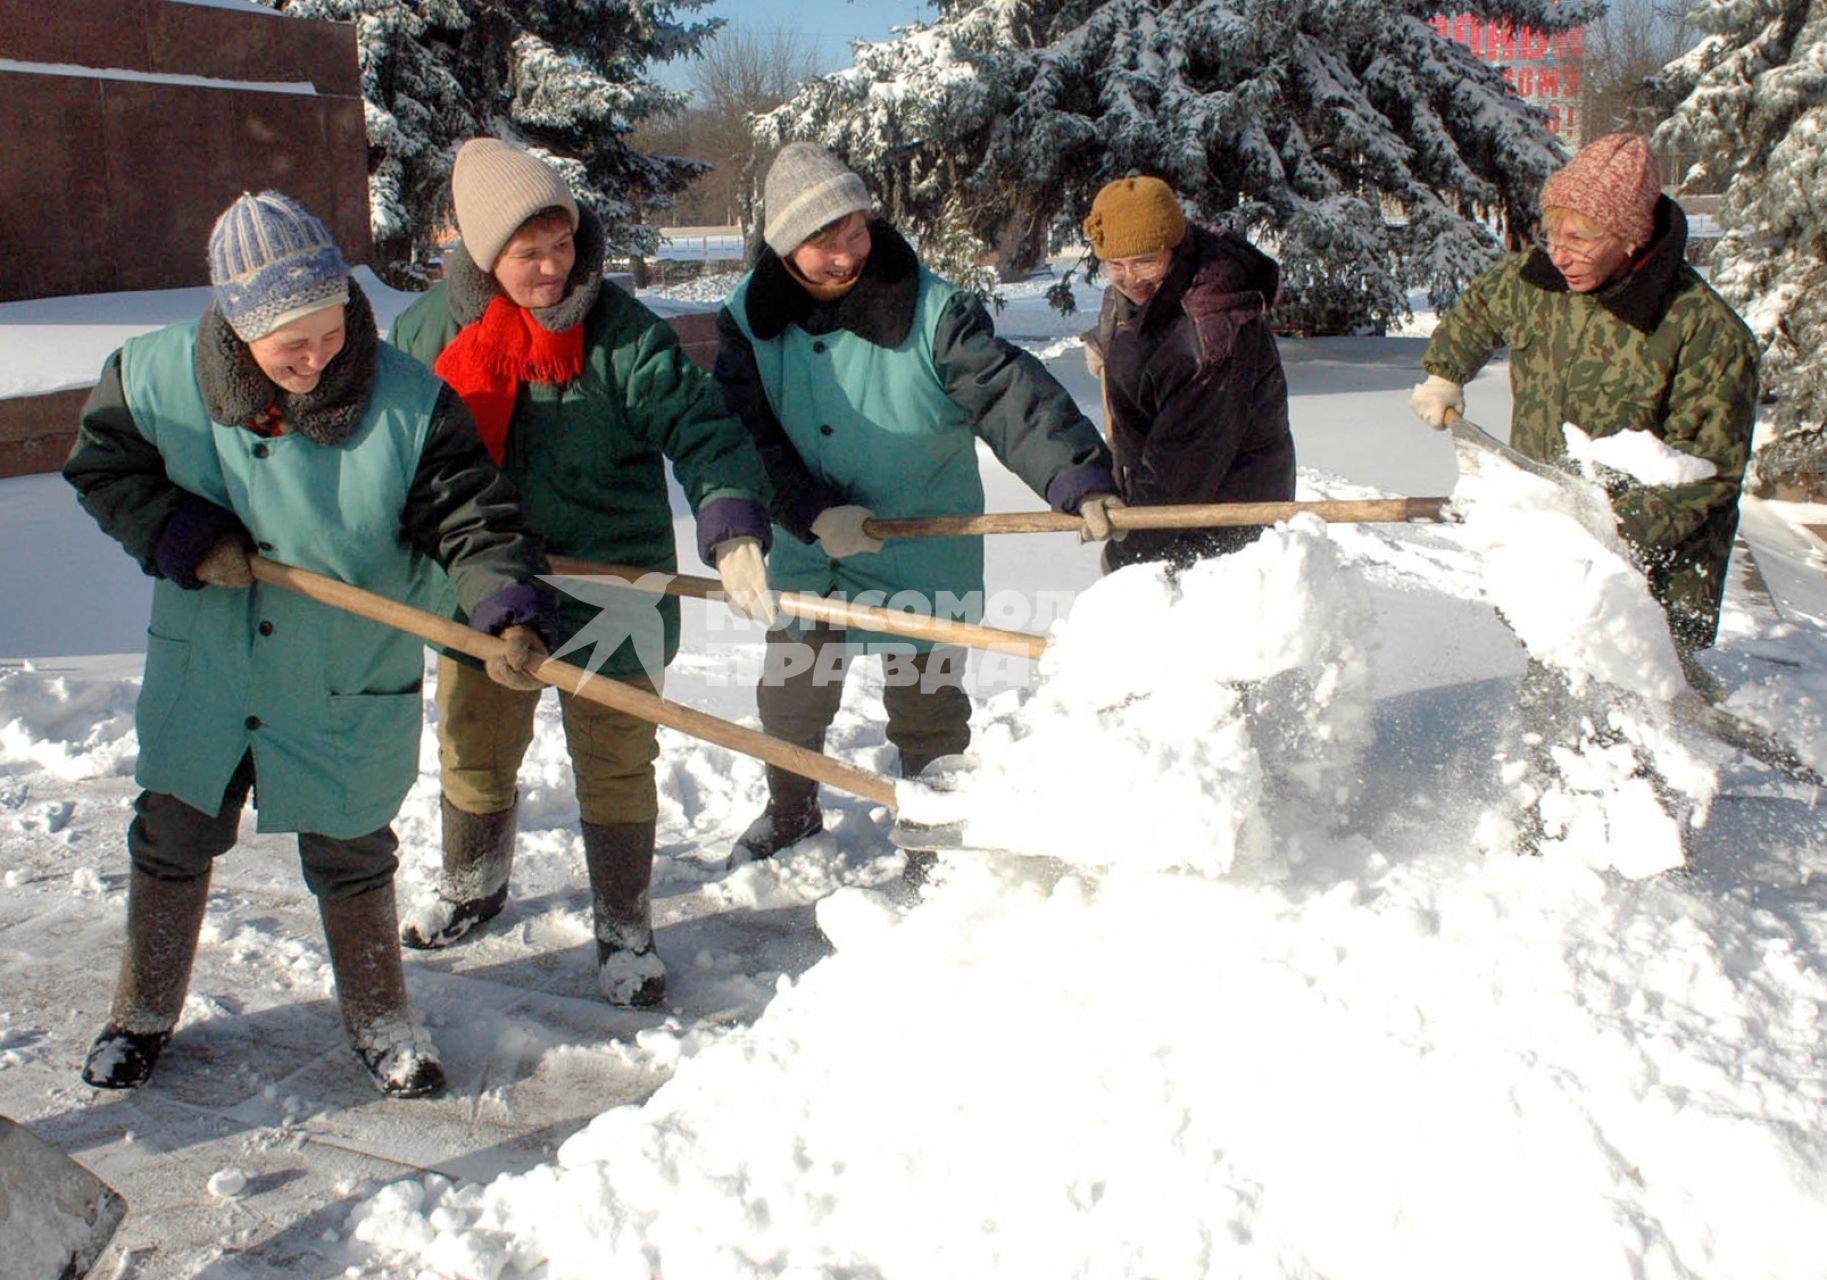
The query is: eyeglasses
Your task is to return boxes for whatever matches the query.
[1537,232,1616,264]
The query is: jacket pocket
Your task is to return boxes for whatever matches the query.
[327,689,423,815]
[136,633,193,752]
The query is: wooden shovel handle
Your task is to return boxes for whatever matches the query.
[862,497,1449,539]
[545,555,1048,661]
[246,556,898,808]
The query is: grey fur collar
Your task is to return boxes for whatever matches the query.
[441,204,606,332]
[195,280,379,446]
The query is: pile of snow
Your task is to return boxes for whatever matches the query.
[344,483,1825,1279]
[897,517,1375,874]
[347,796,1827,1280]
[0,663,138,784]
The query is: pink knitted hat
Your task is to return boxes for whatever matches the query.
[1539,133,1663,249]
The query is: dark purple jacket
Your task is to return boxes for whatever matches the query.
[1087,223,1295,570]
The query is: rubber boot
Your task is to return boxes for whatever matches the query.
[320,884,445,1098]
[728,766,823,867]
[582,819,666,1007]
[82,869,212,1089]
[400,795,515,949]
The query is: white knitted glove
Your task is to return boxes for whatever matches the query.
[1077,494,1130,543]
[714,536,777,625]
[810,505,885,558]
[1408,374,1465,429]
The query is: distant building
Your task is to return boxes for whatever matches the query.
[1432,14,1586,146]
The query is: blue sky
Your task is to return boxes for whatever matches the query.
[658,0,937,87]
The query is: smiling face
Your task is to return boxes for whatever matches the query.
[492,210,577,310]
[1540,207,1635,294]
[246,304,347,394]
[1102,246,1177,306]
[788,212,872,287]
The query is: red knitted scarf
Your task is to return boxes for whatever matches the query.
[434,296,585,464]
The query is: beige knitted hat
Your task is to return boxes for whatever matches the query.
[1540,133,1662,250]
[1084,177,1187,260]
[450,138,578,270]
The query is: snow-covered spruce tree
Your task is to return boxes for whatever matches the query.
[253,1,720,286]
[755,0,1596,331]
[1655,0,1827,493]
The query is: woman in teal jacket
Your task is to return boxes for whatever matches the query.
[63,192,551,1097]
[716,143,1123,865]
[388,140,775,1007]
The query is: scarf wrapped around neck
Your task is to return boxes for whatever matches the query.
[433,205,606,463]
[434,298,586,463]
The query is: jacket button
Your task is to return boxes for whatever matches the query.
[245,715,261,730]
[819,424,835,436]
[258,620,274,636]
[257,541,274,551]
[812,341,827,354]
[252,443,270,459]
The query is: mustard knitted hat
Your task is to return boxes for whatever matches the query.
[1084,177,1188,260]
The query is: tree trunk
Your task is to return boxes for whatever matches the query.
[993,199,1049,282]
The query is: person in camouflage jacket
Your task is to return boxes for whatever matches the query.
[1412,134,1759,674]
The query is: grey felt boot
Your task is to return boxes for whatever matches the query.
[321,884,445,1098]
[400,795,516,949]
[582,819,666,1007]
[82,868,212,1089]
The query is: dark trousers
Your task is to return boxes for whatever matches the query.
[756,619,971,769]
[129,752,399,900]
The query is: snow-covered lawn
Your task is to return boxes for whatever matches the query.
[3,276,1826,1278]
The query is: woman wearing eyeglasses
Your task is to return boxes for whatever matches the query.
[1410,133,1758,686]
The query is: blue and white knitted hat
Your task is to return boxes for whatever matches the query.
[207,191,349,341]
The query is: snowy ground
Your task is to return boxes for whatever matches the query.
[3,269,1827,1278]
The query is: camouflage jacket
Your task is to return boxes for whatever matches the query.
[1422,198,1759,653]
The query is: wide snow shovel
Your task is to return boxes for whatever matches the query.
[862,496,1449,539]
[246,557,897,809]
[0,1114,127,1279]
[545,555,1047,660]
[1447,413,1824,788]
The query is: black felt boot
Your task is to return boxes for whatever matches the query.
[728,767,823,867]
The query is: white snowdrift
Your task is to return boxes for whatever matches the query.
[346,490,1818,1280]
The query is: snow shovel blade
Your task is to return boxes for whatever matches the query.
[887,756,1063,861]
[1447,416,1622,546]
[887,755,977,853]
[1673,693,1827,787]
[0,1114,127,1279]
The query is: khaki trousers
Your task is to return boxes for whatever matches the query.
[435,655,660,824]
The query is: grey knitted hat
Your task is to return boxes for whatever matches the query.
[763,142,871,256]
[451,138,579,271]
[207,191,350,342]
